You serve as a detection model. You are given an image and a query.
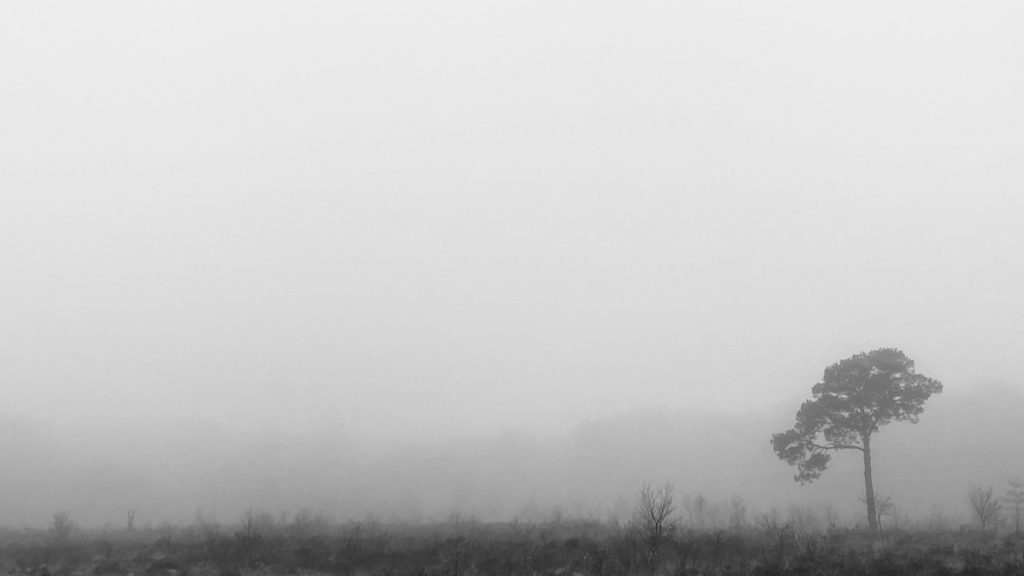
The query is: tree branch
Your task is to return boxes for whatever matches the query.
[807,441,863,453]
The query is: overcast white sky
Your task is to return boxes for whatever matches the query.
[3,2,1024,445]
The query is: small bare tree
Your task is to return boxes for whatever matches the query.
[728,497,747,531]
[875,494,895,534]
[858,492,894,535]
[236,508,267,565]
[51,510,75,544]
[690,493,707,529]
[969,485,1002,529]
[1005,477,1024,538]
[634,482,675,562]
[824,504,840,535]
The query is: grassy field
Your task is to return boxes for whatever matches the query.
[3,515,1023,576]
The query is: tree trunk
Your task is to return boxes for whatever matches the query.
[863,434,878,533]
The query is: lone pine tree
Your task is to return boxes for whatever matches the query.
[771,348,942,532]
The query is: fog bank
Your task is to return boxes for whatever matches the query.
[2,382,1018,530]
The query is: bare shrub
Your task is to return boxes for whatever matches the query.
[969,485,1002,529]
[51,510,76,544]
[634,482,675,563]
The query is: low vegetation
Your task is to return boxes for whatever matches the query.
[4,505,1023,576]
